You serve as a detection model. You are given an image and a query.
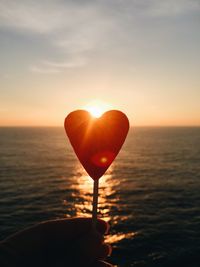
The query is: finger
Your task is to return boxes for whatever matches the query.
[2,218,108,259]
[74,235,112,266]
[98,244,112,260]
[40,218,108,266]
[73,229,103,265]
[97,219,110,235]
[93,260,114,267]
[40,217,109,242]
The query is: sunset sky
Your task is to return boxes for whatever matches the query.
[0,0,200,126]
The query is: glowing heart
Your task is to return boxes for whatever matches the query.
[64,110,129,180]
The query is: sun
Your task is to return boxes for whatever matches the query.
[86,106,103,118]
[84,100,111,118]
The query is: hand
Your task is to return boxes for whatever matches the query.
[0,218,113,267]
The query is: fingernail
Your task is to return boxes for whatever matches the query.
[107,244,112,256]
[97,220,110,235]
[98,261,114,267]
[105,223,110,234]
[98,243,113,260]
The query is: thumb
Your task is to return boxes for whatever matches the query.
[43,218,109,267]
[74,229,104,266]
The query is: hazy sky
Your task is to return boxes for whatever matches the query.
[0,0,200,126]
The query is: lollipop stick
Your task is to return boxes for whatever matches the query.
[92,179,99,230]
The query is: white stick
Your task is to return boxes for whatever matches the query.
[92,179,99,230]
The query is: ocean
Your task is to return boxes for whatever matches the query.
[0,127,200,267]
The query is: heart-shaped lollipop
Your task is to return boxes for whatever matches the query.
[64,109,129,228]
[64,110,129,180]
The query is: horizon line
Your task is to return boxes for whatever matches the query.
[0,125,200,128]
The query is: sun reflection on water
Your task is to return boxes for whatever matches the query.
[64,163,136,245]
[68,164,118,221]
[106,232,136,244]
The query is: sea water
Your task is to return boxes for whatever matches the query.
[0,127,200,267]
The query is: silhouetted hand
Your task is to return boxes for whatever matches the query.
[0,218,113,267]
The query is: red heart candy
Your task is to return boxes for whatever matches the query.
[64,110,129,180]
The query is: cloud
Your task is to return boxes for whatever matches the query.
[43,58,87,68]
[1,0,199,74]
[0,0,113,34]
[0,0,115,72]
[30,57,87,74]
[146,0,200,16]
[0,0,199,34]
[0,0,60,33]
[0,0,86,33]
[55,36,94,54]
[30,66,61,74]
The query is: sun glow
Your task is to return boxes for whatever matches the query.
[87,106,103,118]
[84,100,111,118]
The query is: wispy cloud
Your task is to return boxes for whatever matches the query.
[0,1,51,33]
[1,0,199,74]
[0,0,80,33]
[146,0,200,16]
[30,57,87,74]
[55,36,94,54]
[1,0,199,33]
[0,0,114,72]
[43,58,87,68]
[30,66,61,74]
